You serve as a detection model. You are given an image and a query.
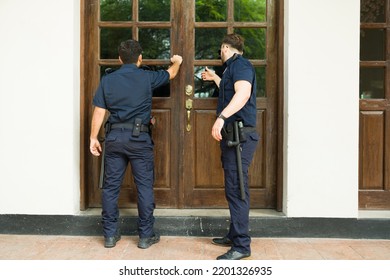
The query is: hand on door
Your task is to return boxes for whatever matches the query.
[167,55,183,80]
[201,67,221,87]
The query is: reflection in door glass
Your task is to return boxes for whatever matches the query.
[255,67,266,97]
[100,28,132,59]
[360,67,385,99]
[195,28,226,59]
[196,0,227,22]
[360,29,385,61]
[234,0,266,22]
[194,66,223,98]
[139,28,171,59]
[100,0,132,21]
[361,0,385,23]
[139,0,170,21]
[235,28,266,60]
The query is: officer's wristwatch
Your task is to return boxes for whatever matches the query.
[218,113,227,121]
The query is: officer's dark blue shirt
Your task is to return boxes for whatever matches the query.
[217,54,257,127]
[93,64,169,125]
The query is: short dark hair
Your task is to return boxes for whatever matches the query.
[118,39,143,64]
[222,33,244,53]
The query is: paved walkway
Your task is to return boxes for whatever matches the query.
[1,234,390,260]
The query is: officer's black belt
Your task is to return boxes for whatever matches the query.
[110,122,150,132]
[241,126,256,133]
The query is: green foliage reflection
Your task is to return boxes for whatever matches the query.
[100,0,132,21]
[234,0,266,22]
[101,28,132,59]
[139,0,170,21]
[196,0,227,22]
[139,29,171,59]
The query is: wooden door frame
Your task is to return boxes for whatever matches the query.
[359,0,390,209]
[276,0,284,212]
[79,0,285,211]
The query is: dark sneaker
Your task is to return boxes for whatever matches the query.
[211,236,233,247]
[138,234,160,249]
[216,249,251,260]
[104,234,121,248]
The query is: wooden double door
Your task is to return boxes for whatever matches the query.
[81,0,281,209]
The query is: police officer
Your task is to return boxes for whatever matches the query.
[201,34,259,260]
[90,39,183,249]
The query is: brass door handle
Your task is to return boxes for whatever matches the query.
[186,99,193,132]
[186,110,191,131]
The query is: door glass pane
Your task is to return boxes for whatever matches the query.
[196,0,227,22]
[360,67,385,99]
[139,28,171,59]
[100,0,132,21]
[235,28,266,59]
[360,29,385,61]
[139,0,170,21]
[361,0,385,23]
[195,28,227,59]
[234,0,266,22]
[194,66,222,98]
[100,28,132,59]
[255,67,266,97]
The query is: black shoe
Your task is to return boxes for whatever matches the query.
[212,237,233,247]
[217,249,251,260]
[104,234,121,248]
[138,234,160,249]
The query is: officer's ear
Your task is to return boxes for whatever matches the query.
[118,56,124,64]
[136,54,142,67]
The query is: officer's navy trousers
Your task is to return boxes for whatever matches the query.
[220,131,259,254]
[102,129,155,238]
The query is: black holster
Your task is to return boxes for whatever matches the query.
[132,118,142,137]
[222,120,247,143]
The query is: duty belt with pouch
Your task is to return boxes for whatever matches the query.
[110,118,150,137]
[221,120,256,143]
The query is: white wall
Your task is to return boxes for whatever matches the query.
[0,0,80,214]
[283,0,360,217]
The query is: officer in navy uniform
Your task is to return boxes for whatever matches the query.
[202,34,259,260]
[90,39,183,249]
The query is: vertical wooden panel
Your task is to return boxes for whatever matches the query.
[152,110,171,188]
[359,111,384,189]
[194,110,223,188]
[249,109,265,189]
